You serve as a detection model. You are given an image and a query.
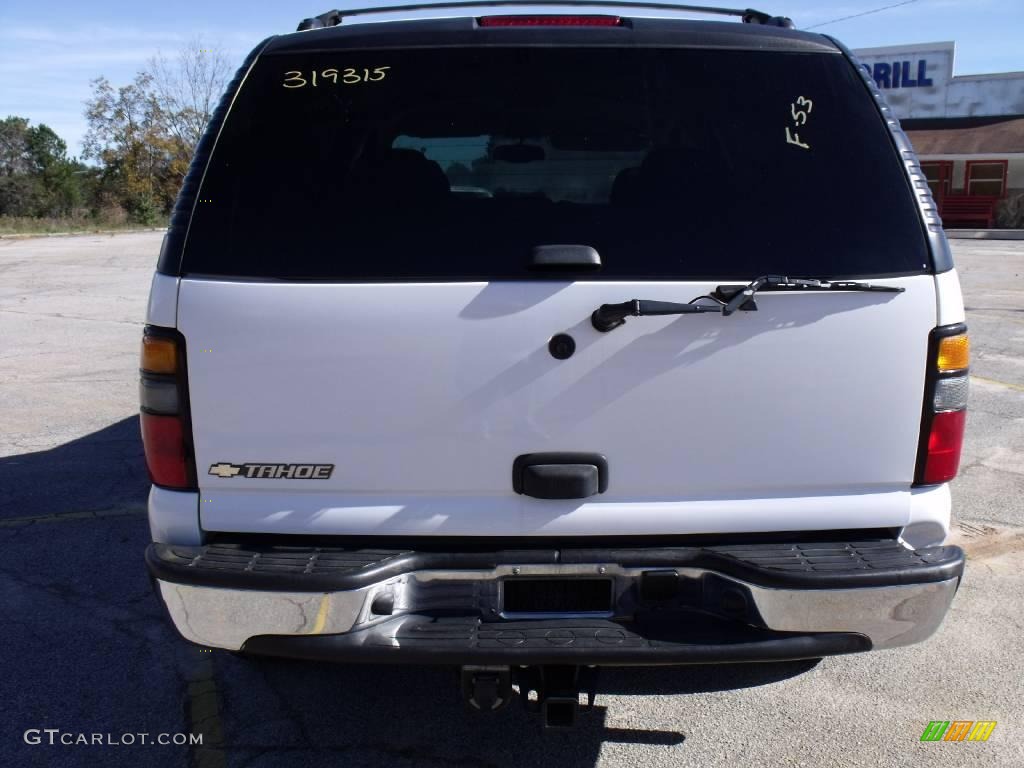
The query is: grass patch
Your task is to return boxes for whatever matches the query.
[0,215,167,236]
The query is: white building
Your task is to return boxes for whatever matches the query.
[853,41,1024,227]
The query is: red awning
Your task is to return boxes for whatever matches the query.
[906,117,1024,155]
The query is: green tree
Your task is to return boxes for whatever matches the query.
[0,117,32,174]
[83,73,175,223]
[26,123,83,215]
[0,116,84,216]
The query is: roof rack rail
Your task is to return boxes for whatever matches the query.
[296,2,794,32]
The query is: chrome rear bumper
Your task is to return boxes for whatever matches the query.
[148,540,964,661]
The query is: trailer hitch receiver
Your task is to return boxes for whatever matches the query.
[521,665,599,728]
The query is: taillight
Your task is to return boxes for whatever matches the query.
[140,327,196,489]
[140,414,188,487]
[477,15,623,27]
[915,324,969,485]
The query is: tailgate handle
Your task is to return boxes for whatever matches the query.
[513,453,609,500]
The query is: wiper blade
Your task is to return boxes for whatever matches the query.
[591,299,721,332]
[721,275,905,316]
[591,276,904,332]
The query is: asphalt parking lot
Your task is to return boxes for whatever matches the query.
[1,231,1022,767]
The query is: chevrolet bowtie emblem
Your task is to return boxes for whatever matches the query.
[208,463,242,478]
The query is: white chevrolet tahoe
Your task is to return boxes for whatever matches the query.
[143,2,968,725]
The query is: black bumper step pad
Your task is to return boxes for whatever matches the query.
[147,538,964,592]
[241,613,872,665]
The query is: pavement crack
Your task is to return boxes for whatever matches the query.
[0,307,144,325]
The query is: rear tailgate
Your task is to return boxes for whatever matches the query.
[180,277,934,536]
[174,31,938,537]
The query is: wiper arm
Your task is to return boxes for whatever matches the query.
[591,299,721,332]
[591,276,905,332]
[721,275,905,316]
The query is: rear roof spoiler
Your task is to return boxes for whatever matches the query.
[297,2,794,31]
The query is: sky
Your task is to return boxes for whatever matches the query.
[1,0,1022,158]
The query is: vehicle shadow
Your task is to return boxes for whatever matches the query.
[0,415,148,518]
[0,418,820,767]
[215,654,820,766]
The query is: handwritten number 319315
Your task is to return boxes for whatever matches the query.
[786,96,813,150]
[283,67,391,88]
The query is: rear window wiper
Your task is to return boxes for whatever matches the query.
[591,275,904,332]
[719,274,905,316]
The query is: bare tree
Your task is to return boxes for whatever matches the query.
[147,38,232,151]
[82,38,233,221]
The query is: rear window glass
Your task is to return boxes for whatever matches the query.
[182,47,929,280]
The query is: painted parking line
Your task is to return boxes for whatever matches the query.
[185,653,227,768]
[0,504,146,528]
